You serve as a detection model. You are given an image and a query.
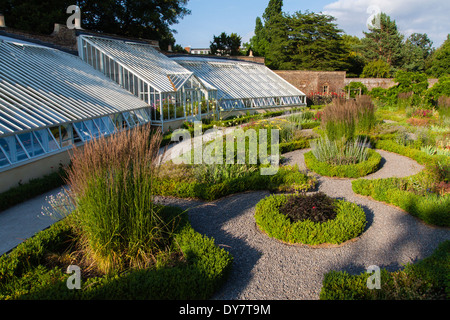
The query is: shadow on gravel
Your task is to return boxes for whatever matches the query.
[179,191,270,300]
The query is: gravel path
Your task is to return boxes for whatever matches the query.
[155,149,450,300]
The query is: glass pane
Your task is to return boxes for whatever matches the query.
[122,112,135,127]
[0,147,9,167]
[0,136,29,162]
[73,122,92,141]
[102,116,116,134]
[93,117,109,136]
[17,132,45,157]
[85,120,100,138]
[34,129,60,153]
[60,124,74,148]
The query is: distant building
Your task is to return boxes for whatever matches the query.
[184,47,211,55]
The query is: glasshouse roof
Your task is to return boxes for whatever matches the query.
[79,35,208,93]
[0,35,149,137]
[170,56,306,101]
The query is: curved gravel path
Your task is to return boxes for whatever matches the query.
[155,149,450,300]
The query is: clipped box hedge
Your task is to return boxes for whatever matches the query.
[320,240,450,300]
[0,206,233,300]
[304,148,382,178]
[352,177,450,227]
[254,194,367,246]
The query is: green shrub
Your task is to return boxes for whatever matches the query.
[320,241,450,300]
[255,193,367,246]
[352,177,450,227]
[305,148,382,178]
[0,207,233,300]
[154,165,316,201]
[0,168,67,212]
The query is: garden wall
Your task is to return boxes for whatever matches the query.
[274,70,347,95]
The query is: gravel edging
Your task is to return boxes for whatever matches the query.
[154,148,450,300]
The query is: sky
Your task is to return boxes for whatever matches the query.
[173,0,450,49]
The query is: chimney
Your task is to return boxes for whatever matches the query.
[0,13,6,28]
[167,44,173,52]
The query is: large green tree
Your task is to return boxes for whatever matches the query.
[0,0,191,50]
[361,13,404,68]
[210,32,242,56]
[429,35,450,78]
[0,0,72,34]
[264,11,350,71]
[402,33,434,73]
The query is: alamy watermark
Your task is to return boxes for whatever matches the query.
[66,265,81,290]
[366,5,382,30]
[367,265,381,290]
[169,122,280,176]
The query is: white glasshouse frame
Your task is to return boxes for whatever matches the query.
[0,36,153,171]
[77,35,218,127]
[171,56,307,111]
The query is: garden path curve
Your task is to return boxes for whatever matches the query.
[155,149,450,300]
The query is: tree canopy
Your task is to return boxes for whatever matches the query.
[0,0,191,49]
[210,32,242,56]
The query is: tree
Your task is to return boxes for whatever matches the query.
[360,59,392,78]
[429,35,450,78]
[265,11,350,71]
[0,0,191,50]
[262,0,283,23]
[210,32,242,56]
[342,35,366,77]
[78,0,191,50]
[249,17,268,57]
[402,33,434,72]
[0,0,73,34]
[361,13,404,68]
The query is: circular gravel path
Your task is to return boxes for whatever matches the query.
[155,149,450,300]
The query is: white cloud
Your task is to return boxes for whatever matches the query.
[323,0,450,47]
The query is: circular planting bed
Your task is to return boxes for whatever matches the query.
[304,148,382,179]
[255,193,367,247]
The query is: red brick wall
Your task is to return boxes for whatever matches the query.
[274,70,346,96]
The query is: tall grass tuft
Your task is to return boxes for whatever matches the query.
[311,136,370,166]
[66,125,171,275]
[321,96,376,141]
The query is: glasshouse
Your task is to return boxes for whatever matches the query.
[171,56,307,110]
[77,34,218,127]
[0,35,151,176]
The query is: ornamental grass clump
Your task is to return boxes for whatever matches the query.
[321,96,376,141]
[66,125,173,275]
[311,136,370,166]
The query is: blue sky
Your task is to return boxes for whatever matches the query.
[173,0,449,49]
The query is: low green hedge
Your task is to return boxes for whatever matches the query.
[254,194,367,246]
[304,149,382,178]
[374,139,449,168]
[320,240,450,300]
[0,169,67,212]
[352,177,450,227]
[153,165,316,201]
[0,206,233,300]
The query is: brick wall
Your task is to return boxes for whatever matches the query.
[274,70,347,96]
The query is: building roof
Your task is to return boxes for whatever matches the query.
[0,35,148,136]
[171,56,306,102]
[80,35,199,93]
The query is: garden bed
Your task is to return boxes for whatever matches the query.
[0,206,233,300]
[254,193,367,247]
[304,148,382,179]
